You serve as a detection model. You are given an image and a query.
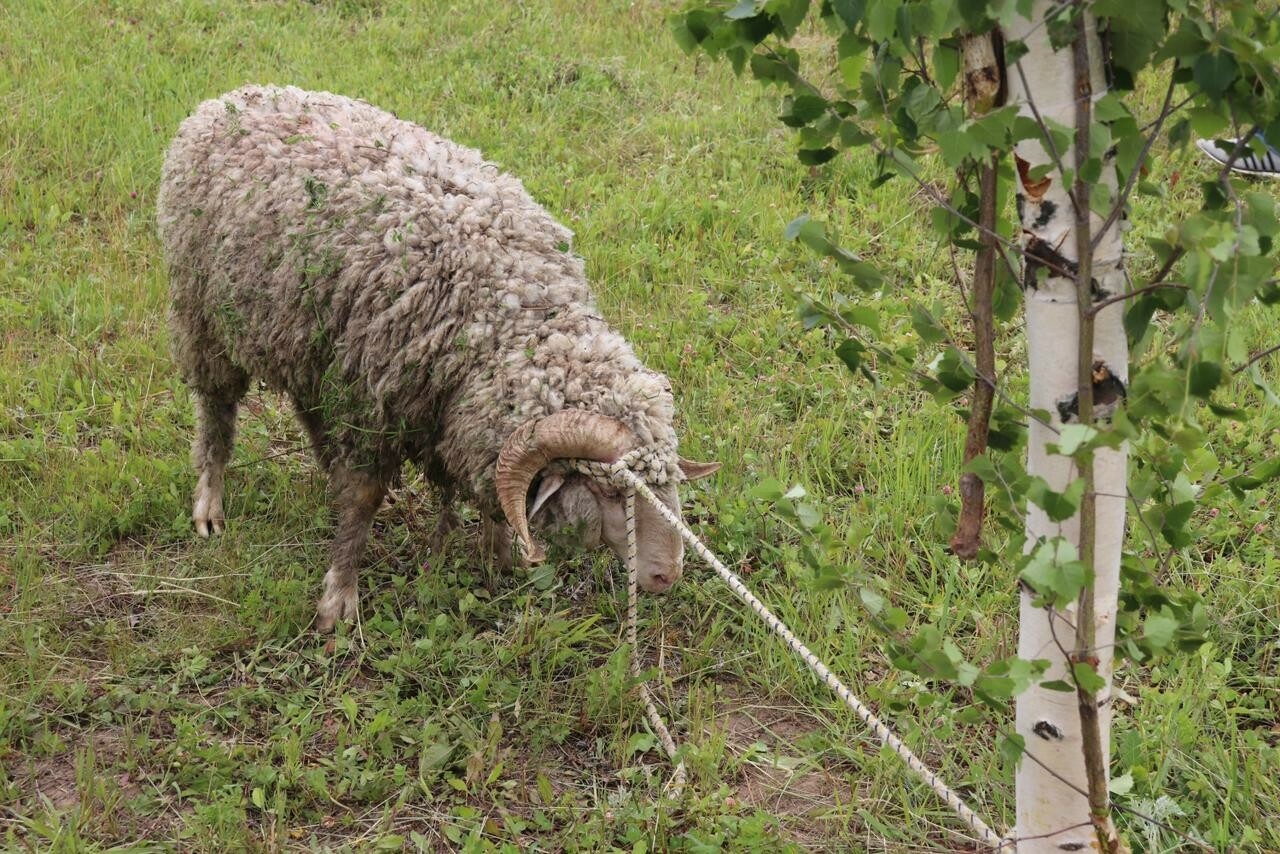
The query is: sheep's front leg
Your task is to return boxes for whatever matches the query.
[316,465,386,632]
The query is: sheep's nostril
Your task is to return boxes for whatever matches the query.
[646,572,674,592]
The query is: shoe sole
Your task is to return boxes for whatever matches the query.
[1196,140,1280,178]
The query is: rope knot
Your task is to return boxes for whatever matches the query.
[571,443,678,490]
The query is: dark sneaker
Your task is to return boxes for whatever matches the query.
[1196,136,1280,177]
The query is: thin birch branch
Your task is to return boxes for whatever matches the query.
[952,151,1001,560]
[1086,281,1188,316]
[1232,342,1280,375]
[1067,8,1119,850]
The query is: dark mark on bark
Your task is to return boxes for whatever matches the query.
[1056,360,1127,424]
[1023,235,1074,291]
[1033,720,1065,741]
[1022,235,1111,300]
[1032,198,1057,230]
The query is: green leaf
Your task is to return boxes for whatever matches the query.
[984,656,1047,698]
[669,15,699,53]
[1095,0,1166,84]
[968,106,1018,148]
[725,0,764,20]
[831,0,868,29]
[419,740,454,772]
[935,129,985,167]
[999,732,1026,767]
[1188,106,1228,139]
[1159,501,1195,548]
[785,213,827,250]
[1228,456,1280,493]
[987,409,1026,452]
[750,478,785,501]
[627,732,657,755]
[933,43,959,91]
[750,49,802,87]
[1054,424,1098,456]
[835,338,865,375]
[842,304,879,332]
[883,607,909,631]
[1143,609,1179,650]
[1040,679,1076,692]
[780,93,828,127]
[529,561,558,591]
[797,146,839,165]
[812,563,848,590]
[992,265,1021,321]
[866,0,898,40]
[1026,476,1085,522]
[838,52,869,90]
[1187,361,1223,397]
[1092,91,1130,122]
[794,501,822,529]
[1072,661,1106,693]
[935,347,975,392]
[1124,294,1159,346]
[785,215,883,289]
[1003,37,1028,65]
[962,452,999,483]
[1020,538,1089,604]
[1192,52,1238,100]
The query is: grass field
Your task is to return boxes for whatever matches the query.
[2,0,1278,850]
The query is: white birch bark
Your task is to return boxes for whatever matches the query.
[1005,4,1129,850]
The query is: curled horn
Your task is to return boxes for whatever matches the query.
[495,410,635,563]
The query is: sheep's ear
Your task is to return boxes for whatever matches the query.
[678,459,721,481]
[528,473,565,519]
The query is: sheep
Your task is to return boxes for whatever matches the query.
[157,85,718,630]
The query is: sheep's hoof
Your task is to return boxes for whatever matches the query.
[193,512,225,538]
[315,579,359,632]
[192,479,225,537]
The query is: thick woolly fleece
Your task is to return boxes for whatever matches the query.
[158,85,680,519]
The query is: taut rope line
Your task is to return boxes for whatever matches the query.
[572,455,1012,851]
[624,485,687,796]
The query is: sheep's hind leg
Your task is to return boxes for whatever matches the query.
[292,403,337,471]
[315,464,387,632]
[429,485,461,556]
[192,381,248,537]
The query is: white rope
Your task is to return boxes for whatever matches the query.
[624,485,688,797]
[573,456,1013,851]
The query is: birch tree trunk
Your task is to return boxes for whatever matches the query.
[1006,4,1129,850]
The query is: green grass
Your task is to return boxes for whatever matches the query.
[1,0,1277,851]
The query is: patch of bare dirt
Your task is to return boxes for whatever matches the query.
[709,681,851,830]
[19,729,142,810]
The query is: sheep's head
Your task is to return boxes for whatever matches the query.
[495,411,719,592]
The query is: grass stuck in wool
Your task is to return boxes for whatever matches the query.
[2,0,1279,851]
